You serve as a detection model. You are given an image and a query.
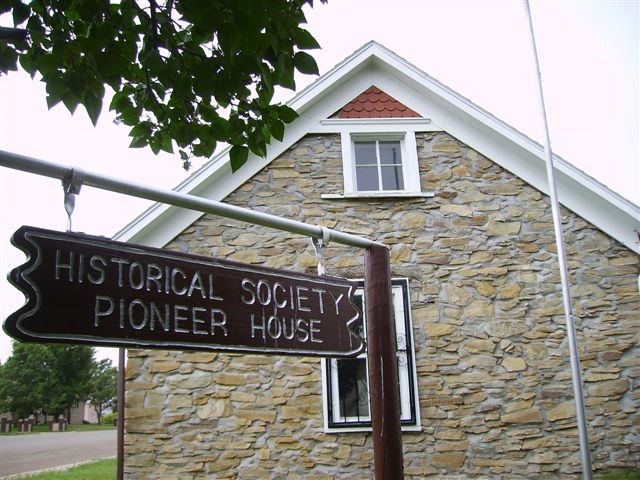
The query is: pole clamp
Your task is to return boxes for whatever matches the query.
[62,167,84,232]
[311,226,331,276]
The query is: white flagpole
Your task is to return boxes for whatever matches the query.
[523,2,593,479]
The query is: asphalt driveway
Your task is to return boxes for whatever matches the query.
[0,429,116,477]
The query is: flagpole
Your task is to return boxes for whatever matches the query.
[523,2,593,478]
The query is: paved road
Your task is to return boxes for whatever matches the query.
[0,429,116,478]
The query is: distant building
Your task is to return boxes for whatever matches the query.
[68,402,99,425]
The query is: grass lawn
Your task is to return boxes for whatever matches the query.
[15,458,116,479]
[597,472,640,480]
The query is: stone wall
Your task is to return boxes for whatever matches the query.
[125,132,639,478]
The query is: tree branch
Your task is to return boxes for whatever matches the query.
[0,27,29,42]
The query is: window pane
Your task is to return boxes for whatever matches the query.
[337,358,370,419]
[354,142,377,166]
[381,166,404,190]
[356,165,379,191]
[379,141,402,165]
[397,352,411,420]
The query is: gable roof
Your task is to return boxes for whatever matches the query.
[114,41,639,252]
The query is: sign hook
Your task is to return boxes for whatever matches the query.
[310,226,331,276]
[62,168,83,232]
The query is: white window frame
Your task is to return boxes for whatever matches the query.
[319,118,434,199]
[344,131,420,195]
[321,279,421,433]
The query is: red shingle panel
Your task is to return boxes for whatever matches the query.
[332,86,421,119]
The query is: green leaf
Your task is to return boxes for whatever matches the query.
[84,93,103,126]
[276,54,295,90]
[61,93,80,115]
[257,82,274,107]
[277,105,298,124]
[0,44,19,74]
[109,91,132,112]
[160,132,174,154]
[269,118,285,142]
[293,51,319,75]
[120,105,141,126]
[229,145,249,172]
[19,53,35,75]
[129,136,148,148]
[149,134,162,154]
[209,115,228,139]
[44,75,68,107]
[128,121,152,138]
[294,28,321,50]
[248,137,267,158]
[12,2,30,25]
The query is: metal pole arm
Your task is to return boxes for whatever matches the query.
[0,149,383,249]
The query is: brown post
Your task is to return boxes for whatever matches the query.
[117,347,125,480]
[364,245,404,479]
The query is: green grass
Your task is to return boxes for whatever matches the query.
[0,423,116,435]
[15,458,116,480]
[597,471,640,480]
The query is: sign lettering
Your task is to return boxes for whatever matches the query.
[4,226,364,357]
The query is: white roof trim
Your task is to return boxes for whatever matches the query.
[114,41,639,253]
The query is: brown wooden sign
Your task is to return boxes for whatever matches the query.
[5,226,364,357]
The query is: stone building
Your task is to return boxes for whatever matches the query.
[116,42,639,479]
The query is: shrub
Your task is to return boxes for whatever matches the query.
[100,412,117,425]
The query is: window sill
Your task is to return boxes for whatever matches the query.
[321,191,435,200]
[324,424,423,434]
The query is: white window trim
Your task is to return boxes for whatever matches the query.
[343,130,421,196]
[317,119,435,198]
[320,279,422,433]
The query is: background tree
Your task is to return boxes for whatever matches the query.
[0,0,326,171]
[0,342,95,420]
[86,358,117,424]
[44,344,94,418]
[0,342,54,418]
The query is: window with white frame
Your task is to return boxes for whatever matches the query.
[319,118,436,199]
[342,131,421,196]
[321,279,420,431]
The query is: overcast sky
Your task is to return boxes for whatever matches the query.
[0,0,638,364]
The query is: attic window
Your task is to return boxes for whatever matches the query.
[326,128,424,198]
[354,140,404,191]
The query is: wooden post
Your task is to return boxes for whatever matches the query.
[117,347,125,480]
[364,245,404,479]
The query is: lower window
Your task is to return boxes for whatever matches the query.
[322,279,420,431]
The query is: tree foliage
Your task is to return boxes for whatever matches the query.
[0,342,53,418]
[0,342,106,419]
[87,358,117,423]
[0,0,325,170]
[43,344,95,416]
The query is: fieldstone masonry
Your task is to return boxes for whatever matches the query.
[125,132,639,478]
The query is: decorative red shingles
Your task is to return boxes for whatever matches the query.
[332,86,421,118]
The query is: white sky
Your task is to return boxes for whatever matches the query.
[0,0,638,364]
